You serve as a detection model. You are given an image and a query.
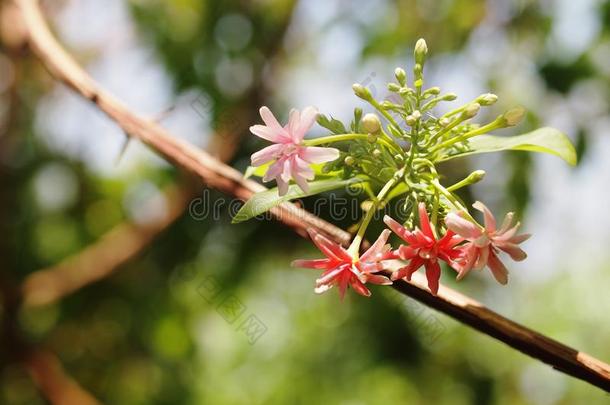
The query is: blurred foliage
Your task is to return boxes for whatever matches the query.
[1,0,610,404]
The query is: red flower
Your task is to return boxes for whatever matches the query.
[292,229,394,300]
[384,203,463,295]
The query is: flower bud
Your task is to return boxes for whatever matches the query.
[414,38,428,65]
[372,149,382,158]
[467,170,486,183]
[501,107,525,127]
[439,117,450,127]
[477,93,498,106]
[380,100,394,109]
[344,156,355,166]
[424,87,441,97]
[362,113,381,134]
[461,103,481,119]
[399,87,413,96]
[443,93,457,101]
[387,83,401,92]
[352,83,372,101]
[367,133,378,143]
[394,68,407,86]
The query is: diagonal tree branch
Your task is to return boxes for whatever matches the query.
[21,184,192,307]
[14,0,610,392]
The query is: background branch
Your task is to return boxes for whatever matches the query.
[13,0,610,392]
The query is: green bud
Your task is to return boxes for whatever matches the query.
[477,93,498,106]
[387,83,401,92]
[423,87,441,97]
[443,93,458,101]
[411,110,422,120]
[467,170,486,183]
[354,107,363,123]
[461,103,481,119]
[406,110,422,126]
[367,133,378,143]
[344,156,355,166]
[439,117,450,127]
[394,68,407,86]
[399,87,413,96]
[414,38,428,65]
[362,113,381,134]
[380,100,394,109]
[501,106,525,127]
[352,83,372,101]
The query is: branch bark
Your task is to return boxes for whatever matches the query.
[14,0,610,392]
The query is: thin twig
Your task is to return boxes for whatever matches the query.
[14,0,610,392]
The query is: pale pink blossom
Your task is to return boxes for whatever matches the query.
[250,106,340,195]
[292,229,394,300]
[445,201,531,285]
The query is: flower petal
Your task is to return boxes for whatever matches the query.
[287,109,301,142]
[361,229,391,262]
[445,212,482,239]
[417,203,434,238]
[473,201,497,232]
[295,106,318,141]
[251,144,283,166]
[276,176,289,196]
[350,278,372,297]
[259,106,285,132]
[291,259,331,269]
[299,146,340,164]
[487,251,509,284]
[424,261,441,295]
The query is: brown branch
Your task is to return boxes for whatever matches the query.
[14,0,610,392]
[21,185,191,307]
[25,350,102,405]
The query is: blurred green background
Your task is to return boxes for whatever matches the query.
[1,0,610,403]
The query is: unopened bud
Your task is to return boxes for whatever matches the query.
[501,106,525,127]
[424,87,441,97]
[439,117,450,127]
[387,83,401,92]
[380,100,394,109]
[362,113,381,134]
[367,133,378,143]
[344,156,355,166]
[414,38,428,65]
[352,83,372,101]
[394,68,407,86]
[372,149,382,158]
[467,170,486,183]
[462,103,481,119]
[399,87,413,96]
[477,93,498,106]
[443,93,457,101]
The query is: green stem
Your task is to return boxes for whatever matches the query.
[430,118,502,153]
[304,133,402,155]
[347,167,406,257]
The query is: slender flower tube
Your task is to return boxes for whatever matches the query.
[250,106,340,195]
[384,203,463,295]
[445,201,531,284]
[291,229,394,300]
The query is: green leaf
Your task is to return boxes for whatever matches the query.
[244,162,339,179]
[244,162,271,179]
[440,127,577,165]
[232,178,365,223]
[317,114,347,135]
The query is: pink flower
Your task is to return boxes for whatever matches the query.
[250,106,340,195]
[292,229,394,300]
[445,201,531,285]
[384,203,463,295]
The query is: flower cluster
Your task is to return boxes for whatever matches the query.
[240,38,574,299]
[292,202,529,297]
